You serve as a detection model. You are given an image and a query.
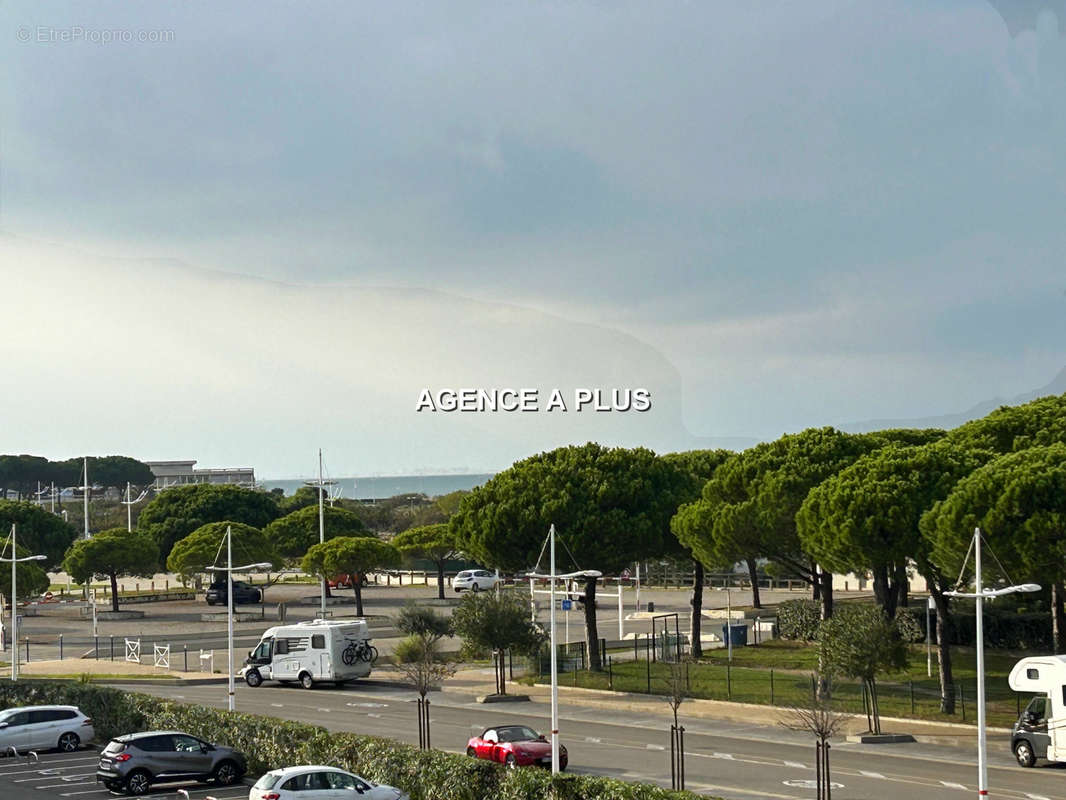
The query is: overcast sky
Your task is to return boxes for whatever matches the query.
[2,1,1065,477]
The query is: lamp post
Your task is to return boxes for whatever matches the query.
[81,457,90,540]
[1,524,47,681]
[944,528,1039,798]
[526,524,601,774]
[120,482,150,532]
[206,525,271,712]
[304,449,335,620]
[926,594,935,678]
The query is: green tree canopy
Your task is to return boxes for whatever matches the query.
[662,449,734,656]
[138,484,280,564]
[166,521,280,578]
[947,393,1066,455]
[62,527,159,612]
[817,603,909,734]
[276,486,322,515]
[301,536,400,616]
[451,591,545,694]
[922,443,1066,651]
[0,557,49,604]
[264,505,371,564]
[451,442,687,670]
[0,500,79,569]
[391,523,459,600]
[797,442,990,617]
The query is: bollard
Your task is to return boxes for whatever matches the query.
[726,661,732,699]
[184,644,188,672]
[59,634,63,661]
[110,635,115,661]
[770,668,775,705]
[910,681,915,715]
[24,637,29,664]
[94,636,99,660]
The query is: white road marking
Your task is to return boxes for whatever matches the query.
[783,761,807,769]
[1026,794,1052,800]
[368,713,382,718]
[711,752,735,760]
[316,707,332,712]
[646,744,665,751]
[940,781,967,790]
[36,780,98,789]
[60,790,113,797]
[271,703,284,707]
[860,771,886,779]
[585,737,601,743]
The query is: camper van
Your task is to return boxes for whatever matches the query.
[1007,654,1066,766]
[240,618,376,690]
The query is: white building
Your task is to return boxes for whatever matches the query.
[145,460,255,489]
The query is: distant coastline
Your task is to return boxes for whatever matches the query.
[259,473,494,499]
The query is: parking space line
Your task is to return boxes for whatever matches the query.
[36,780,99,788]
[60,789,113,797]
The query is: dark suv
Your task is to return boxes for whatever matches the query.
[96,731,247,795]
[205,579,263,605]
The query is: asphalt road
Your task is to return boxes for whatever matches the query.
[118,680,1066,800]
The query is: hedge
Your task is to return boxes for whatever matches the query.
[776,599,820,641]
[0,681,712,800]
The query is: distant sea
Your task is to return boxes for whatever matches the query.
[259,473,494,500]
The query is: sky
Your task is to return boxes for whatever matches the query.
[1,1,1065,477]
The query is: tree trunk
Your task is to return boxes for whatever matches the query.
[747,558,762,609]
[324,578,332,599]
[819,569,833,620]
[110,572,120,613]
[353,579,363,617]
[872,564,896,618]
[690,559,704,659]
[436,561,446,601]
[1053,582,1064,654]
[895,564,909,610]
[583,576,602,672]
[932,588,955,714]
[869,678,882,734]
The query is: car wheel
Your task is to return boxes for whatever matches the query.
[206,599,215,606]
[125,769,151,795]
[505,754,516,769]
[57,732,80,753]
[300,671,314,690]
[466,747,477,758]
[1014,740,1037,767]
[213,760,240,786]
[244,668,263,688]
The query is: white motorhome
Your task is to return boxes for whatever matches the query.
[1007,654,1066,766]
[241,618,377,690]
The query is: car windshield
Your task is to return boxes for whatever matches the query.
[496,726,539,742]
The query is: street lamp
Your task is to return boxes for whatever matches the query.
[0,524,47,681]
[206,525,271,712]
[944,528,1039,799]
[120,482,150,532]
[304,449,336,620]
[526,524,601,774]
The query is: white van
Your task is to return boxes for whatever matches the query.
[1008,655,1066,766]
[241,618,376,690]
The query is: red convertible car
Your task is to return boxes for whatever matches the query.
[466,725,567,770]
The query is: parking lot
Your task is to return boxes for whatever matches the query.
[0,748,252,800]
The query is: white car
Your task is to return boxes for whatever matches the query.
[250,766,408,800]
[453,569,499,593]
[0,705,94,753]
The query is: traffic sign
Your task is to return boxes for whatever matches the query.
[561,599,573,611]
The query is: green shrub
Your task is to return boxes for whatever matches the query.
[0,681,710,800]
[894,606,923,643]
[776,599,820,640]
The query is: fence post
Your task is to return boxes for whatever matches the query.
[59,634,63,661]
[726,662,732,700]
[770,668,775,705]
[608,656,613,691]
[94,635,99,660]
[184,644,188,672]
[910,680,915,715]
[24,637,29,664]
[646,635,652,694]
[110,635,115,661]
[960,683,965,722]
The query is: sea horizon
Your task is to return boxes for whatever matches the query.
[259,472,495,500]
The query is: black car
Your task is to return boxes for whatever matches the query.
[96,731,247,795]
[205,579,262,606]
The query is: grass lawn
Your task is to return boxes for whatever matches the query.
[531,639,1033,729]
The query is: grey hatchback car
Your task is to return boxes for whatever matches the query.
[96,731,247,795]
